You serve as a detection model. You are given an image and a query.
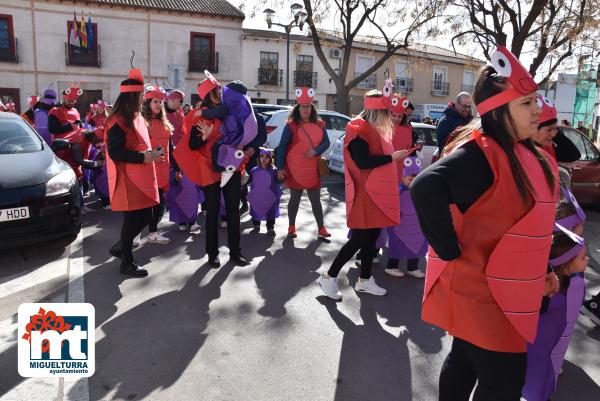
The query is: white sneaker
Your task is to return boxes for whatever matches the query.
[132,233,141,247]
[355,277,387,296]
[189,223,201,232]
[385,268,405,278]
[147,232,171,244]
[220,171,234,187]
[405,270,425,279]
[220,221,227,228]
[102,204,111,210]
[179,224,189,231]
[316,274,342,300]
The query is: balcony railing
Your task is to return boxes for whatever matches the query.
[462,84,474,93]
[65,42,101,67]
[0,38,18,63]
[394,77,414,93]
[356,73,377,89]
[258,68,283,86]
[294,70,318,89]
[188,51,219,73]
[431,81,450,96]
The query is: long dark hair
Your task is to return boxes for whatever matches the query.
[141,98,173,131]
[107,80,143,129]
[444,65,554,200]
[288,103,322,124]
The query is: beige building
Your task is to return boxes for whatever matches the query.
[0,0,244,115]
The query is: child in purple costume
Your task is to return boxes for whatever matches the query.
[248,148,281,235]
[385,156,427,278]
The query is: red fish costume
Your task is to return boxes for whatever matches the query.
[166,90,186,146]
[423,46,559,352]
[144,85,171,191]
[49,86,85,178]
[105,68,159,212]
[284,87,325,190]
[344,88,400,229]
[391,95,412,178]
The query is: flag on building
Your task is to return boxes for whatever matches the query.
[86,15,94,52]
[68,11,80,47]
[79,12,88,49]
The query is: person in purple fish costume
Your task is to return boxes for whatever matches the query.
[247,148,282,235]
[165,169,205,232]
[385,156,426,278]
[91,143,110,208]
[522,223,587,401]
[34,88,58,145]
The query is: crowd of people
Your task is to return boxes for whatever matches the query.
[2,46,600,400]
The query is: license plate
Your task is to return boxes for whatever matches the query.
[0,206,30,222]
[331,159,343,168]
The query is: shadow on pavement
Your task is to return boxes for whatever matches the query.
[553,360,600,399]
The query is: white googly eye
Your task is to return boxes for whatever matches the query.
[295,88,303,98]
[146,85,154,91]
[415,158,422,167]
[27,97,32,103]
[77,89,83,96]
[160,87,166,94]
[491,50,512,77]
[543,97,553,107]
[402,99,410,108]
[391,97,399,107]
[65,88,72,95]
[536,96,543,108]
[383,84,393,98]
[404,158,413,167]
[97,100,102,105]
[307,88,316,97]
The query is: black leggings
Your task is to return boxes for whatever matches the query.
[149,189,165,233]
[439,337,527,401]
[328,228,380,279]
[288,188,324,228]
[120,207,153,264]
[203,173,241,258]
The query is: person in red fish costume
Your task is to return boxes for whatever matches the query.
[316,87,408,300]
[275,87,331,239]
[174,77,250,268]
[410,46,560,400]
[141,84,174,245]
[21,95,39,126]
[106,65,161,277]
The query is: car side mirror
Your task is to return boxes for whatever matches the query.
[51,139,71,152]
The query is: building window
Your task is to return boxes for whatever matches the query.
[0,14,16,62]
[189,32,216,72]
[66,22,99,67]
[463,70,475,93]
[259,52,281,86]
[432,66,449,96]
[295,55,317,88]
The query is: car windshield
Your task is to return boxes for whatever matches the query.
[413,126,438,146]
[0,118,44,154]
[561,127,599,161]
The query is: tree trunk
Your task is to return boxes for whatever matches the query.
[335,87,351,116]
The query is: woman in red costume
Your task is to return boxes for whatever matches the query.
[141,84,173,245]
[316,90,407,300]
[174,75,249,268]
[106,66,161,277]
[275,87,331,239]
[411,47,560,400]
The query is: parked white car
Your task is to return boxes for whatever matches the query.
[327,122,438,174]
[263,110,351,157]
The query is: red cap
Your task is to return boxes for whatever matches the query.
[97,100,107,109]
[364,96,389,110]
[90,103,98,111]
[295,87,315,105]
[390,95,410,114]
[63,87,83,101]
[167,90,185,101]
[537,95,557,124]
[27,96,39,109]
[197,70,220,100]
[144,85,167,100]
[475,46,538,116]
[120,68,145,93]
[5,101,16,112]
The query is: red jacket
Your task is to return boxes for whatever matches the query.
[344,117,400,229]
[106,114,159,211]
[423,132,558,352]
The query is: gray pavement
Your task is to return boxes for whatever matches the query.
[1,174,599,401]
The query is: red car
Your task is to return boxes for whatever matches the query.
[558,125,600,204]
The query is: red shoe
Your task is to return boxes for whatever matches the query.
[288,225,297,238]
[318,227,331,238]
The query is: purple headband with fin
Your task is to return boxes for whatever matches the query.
[259,147,274,157]
[549,223,586,267]
[555,187,586,232]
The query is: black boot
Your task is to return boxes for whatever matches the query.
[120,261,148,277]
[109,242,122,259]
[230,250,250,266]
[208,255,221,268]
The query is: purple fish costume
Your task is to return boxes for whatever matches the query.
[33,88,57,145]
[91,145,109,199]
[387,156,428,259]
[522,225,586,401]
[247,165,282,221]
[165,170,205,224]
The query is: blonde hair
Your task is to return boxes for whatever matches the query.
[358,90,393,139]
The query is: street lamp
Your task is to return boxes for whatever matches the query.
[264,3,307,104]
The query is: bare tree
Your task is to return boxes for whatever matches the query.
[450,0,600,85]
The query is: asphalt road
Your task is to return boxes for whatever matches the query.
[1,174,599,401]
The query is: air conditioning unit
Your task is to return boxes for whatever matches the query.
[330,48,342,59]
